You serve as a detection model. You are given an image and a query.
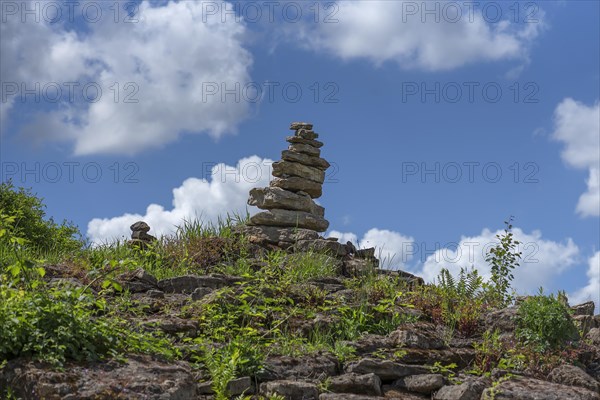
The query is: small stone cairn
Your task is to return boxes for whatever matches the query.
[242,122,353,257]
[130,221,156,247]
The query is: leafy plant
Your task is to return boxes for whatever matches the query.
[515,288,579,351]
[485,217,522,306]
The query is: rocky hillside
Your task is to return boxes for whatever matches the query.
[1,233,599,399]
[1,123,599,399]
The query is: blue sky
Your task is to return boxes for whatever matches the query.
[1,0,598,307]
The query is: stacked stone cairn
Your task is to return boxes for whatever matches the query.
[242,122,381,269]
[130,221,156,248]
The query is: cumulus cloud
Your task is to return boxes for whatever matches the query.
[329,228,415,269]
[295,1,543,70]
[331,225,583,297]
[87,156,273,243]
[569,251,600,310]
[552,98,600,217]
[417,228,580,295]
[1,1,253,154]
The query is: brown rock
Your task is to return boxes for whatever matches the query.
[296,129,319,140]
[248,187,321,214]
[272,160,326,184]
[282,150,330,170]
[271,176,323,198]
[290,122,313,130]
[289,141,322,156]
[249,209,329,232]
[548,364,600,393]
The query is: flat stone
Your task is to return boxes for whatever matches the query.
[157,275,229,294]
[548,364,600,393]
[481,376,600,400]
[296,238,348,257]
[191,287,214,301]
[434,379,488,400]
[248,187,318,213]
[0,355,197,399]
[389,324,445,350]
[282,150,330,170]
[296,129,319,140]
[287,137,324,149]
[118,268,158,293]
[288,138,321,157]
[320,394,384,400]
[346,358,428,382]
[272,160,326,184]
[329,373,382,395]
[237,225,320,246]
[249,209,329,232]
[290,122,313,130]
[395,374,445,394]
[257,354,339,381]
[261,380,319,400]
[271,176,323,198]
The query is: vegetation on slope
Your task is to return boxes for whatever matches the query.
[0,183,593,399]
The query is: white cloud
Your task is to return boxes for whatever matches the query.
[328,228,415,269]
[1,1,253,155]
[552,98,600,217]
[295,1,543,70]
[87,156,272,243]
[417,228,580,295]
[569,251,600,311]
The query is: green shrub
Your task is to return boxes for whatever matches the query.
[516,289,579,351]
[0,181,83,255]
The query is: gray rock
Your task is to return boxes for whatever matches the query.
[271,176,323,198]
[146,289,165,299]
[249,187,322,214]
[130,221,151,232]
[483,306,519,333]
[395,374,445,394]
[287,136,324,149]
[586,327,600,345]
[329,373,382,395]
[282,150,330,170]
[191,287,214,301]
[0,355,197,400]
[260,380,319,400]
[143,317,198,336]
[548,364,600,393]
[257,354,339,381]
[119,268,158,293]
[481,377,600,400]
[272,160,326,184]
[346,358,427,381]
[296,239,348,257]
[572,301,596,316]
[289,142,322,156]
[131,230,157,241]
[296,129,319,140]
[390,324,445,350]
[290,122,314,130]
[249,209,329,232]
[434,379,488,400]
[320,394,384,400]
[238,225,320,246]
[157,275,229,294]
[343,258,377,277]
